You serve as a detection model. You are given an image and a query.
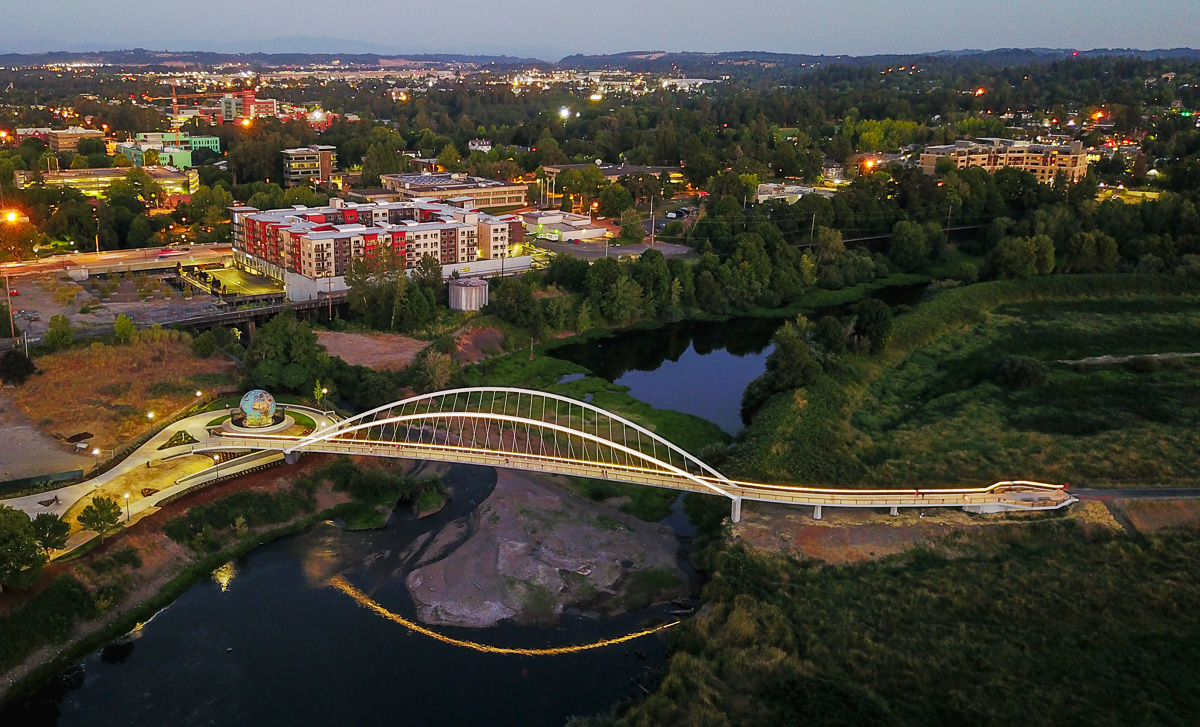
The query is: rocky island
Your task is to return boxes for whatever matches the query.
[406,470,689,627]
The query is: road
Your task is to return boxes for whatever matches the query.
[2,244,231,278]
[533,238,695,261]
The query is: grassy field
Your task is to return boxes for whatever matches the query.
[728,275,1200,487]
[581,521,1200,727]
[13,339,238,450]
[853,296,1200,487]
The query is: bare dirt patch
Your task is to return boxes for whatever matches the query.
[11,339,237,450]
[317,330,427,371]
[0,392,94,480]
[1121,499,1200,533]
[454,326,506,364]
[733,500,1118,564]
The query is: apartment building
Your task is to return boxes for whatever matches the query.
[918,138,1090,182]
[281,145,338,187]
[229,199,514,300]
[134,133,221,153]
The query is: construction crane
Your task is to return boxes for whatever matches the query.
[143,83,255,116]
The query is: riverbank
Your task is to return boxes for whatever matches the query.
[407,469,690,628]
[0,455,349,705]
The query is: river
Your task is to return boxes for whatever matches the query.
[3,283,926,726]
[2,466,676,727]
[549,282,929,434]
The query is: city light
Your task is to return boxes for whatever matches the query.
[195,391,203,397]
[5,211,16,223]
[147,411,155,419]
[558,106,571,119]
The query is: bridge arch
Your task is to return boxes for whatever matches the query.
[284,387,738,501]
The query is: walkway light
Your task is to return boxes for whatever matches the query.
[147,411,155,420]
[195,391,203,397]
[123,493,130,521]
[558,106,570,119]
[92,448,100,456]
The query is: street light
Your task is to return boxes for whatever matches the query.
[212,454,221,479]
[123,493,130,522]
[195,390,203,398]
[146,411,155,420]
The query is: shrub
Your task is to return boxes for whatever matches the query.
[0,576,96,673]
[992,355,1048,389]
[191,330,218,358]
[0,350,36,385]
[44,314,74,350]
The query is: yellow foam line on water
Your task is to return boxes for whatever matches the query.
[330,576,678,656]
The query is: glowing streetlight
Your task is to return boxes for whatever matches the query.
[5,211,16,223]
[212,454,221,479]
[146,411,155,420]
[123,493,130,521]
[558,106,571,119]
[195,390,203,398]
[92,448,100,456]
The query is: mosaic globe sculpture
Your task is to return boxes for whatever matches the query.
[239,389,277,428]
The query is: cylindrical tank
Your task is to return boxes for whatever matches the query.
[449,278,489,311]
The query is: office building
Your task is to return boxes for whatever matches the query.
[48,126,106,153]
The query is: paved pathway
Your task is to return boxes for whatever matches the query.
[0,405,339,558]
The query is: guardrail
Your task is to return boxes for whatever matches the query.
[195,433,1075,521]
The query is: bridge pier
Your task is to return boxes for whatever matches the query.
[813,505,823,520]
[284,451,302,465]
[890,505,899,516]
[730,497,742,523]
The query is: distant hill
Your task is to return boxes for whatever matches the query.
[557,47,1200,73]
[0,47,544,69]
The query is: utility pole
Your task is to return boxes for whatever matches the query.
[810,213,817,242]
[649,196,654,247]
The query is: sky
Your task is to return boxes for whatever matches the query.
[3,0,1198,60]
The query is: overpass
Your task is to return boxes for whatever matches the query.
[196,387,1075,521]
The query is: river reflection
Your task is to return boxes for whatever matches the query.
[1,466,673,727]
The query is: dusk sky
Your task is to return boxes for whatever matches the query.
[4,0,1197,60]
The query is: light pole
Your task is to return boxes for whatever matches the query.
[123,493,130,522]
[212,454,220,479]
[320,387,328,408]
[3,212,20,344]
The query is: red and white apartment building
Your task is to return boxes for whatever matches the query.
[229,198,525,301]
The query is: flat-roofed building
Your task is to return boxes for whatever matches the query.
[230,198,519,301]
[281,145,338,187]
[541,162,685,185]
[48,126,106,153]
[13,165,197,199]
[918,138,1090,183]
[379,172,528,208]
[134,133,221,153]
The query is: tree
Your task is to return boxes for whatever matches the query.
[126,214,155,248]
[360,143,404,187]
[31,513,70,554]
[246,311,328,394]
[344,243,407,330]
[78,496,122,543]
[596,184,634,218]
[888,220,930,271]
[437,143,462,172]
[0,350,35,385]
[766,316,823,390]
[852,299,893,355]
[113,314,135,344]
[414,351,454,393]
[990,235,1056,279]
[0,219,40,263]
[0,505,45,592]
[190,330,217,357]
[619,209,646,243]
[603,274,644,324]
[811,227,845,262]
[45,314,74,350]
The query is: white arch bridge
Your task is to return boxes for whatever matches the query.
[198,387,1076,522]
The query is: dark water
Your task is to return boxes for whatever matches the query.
[548,283,928,435]
[2,465,674,727]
